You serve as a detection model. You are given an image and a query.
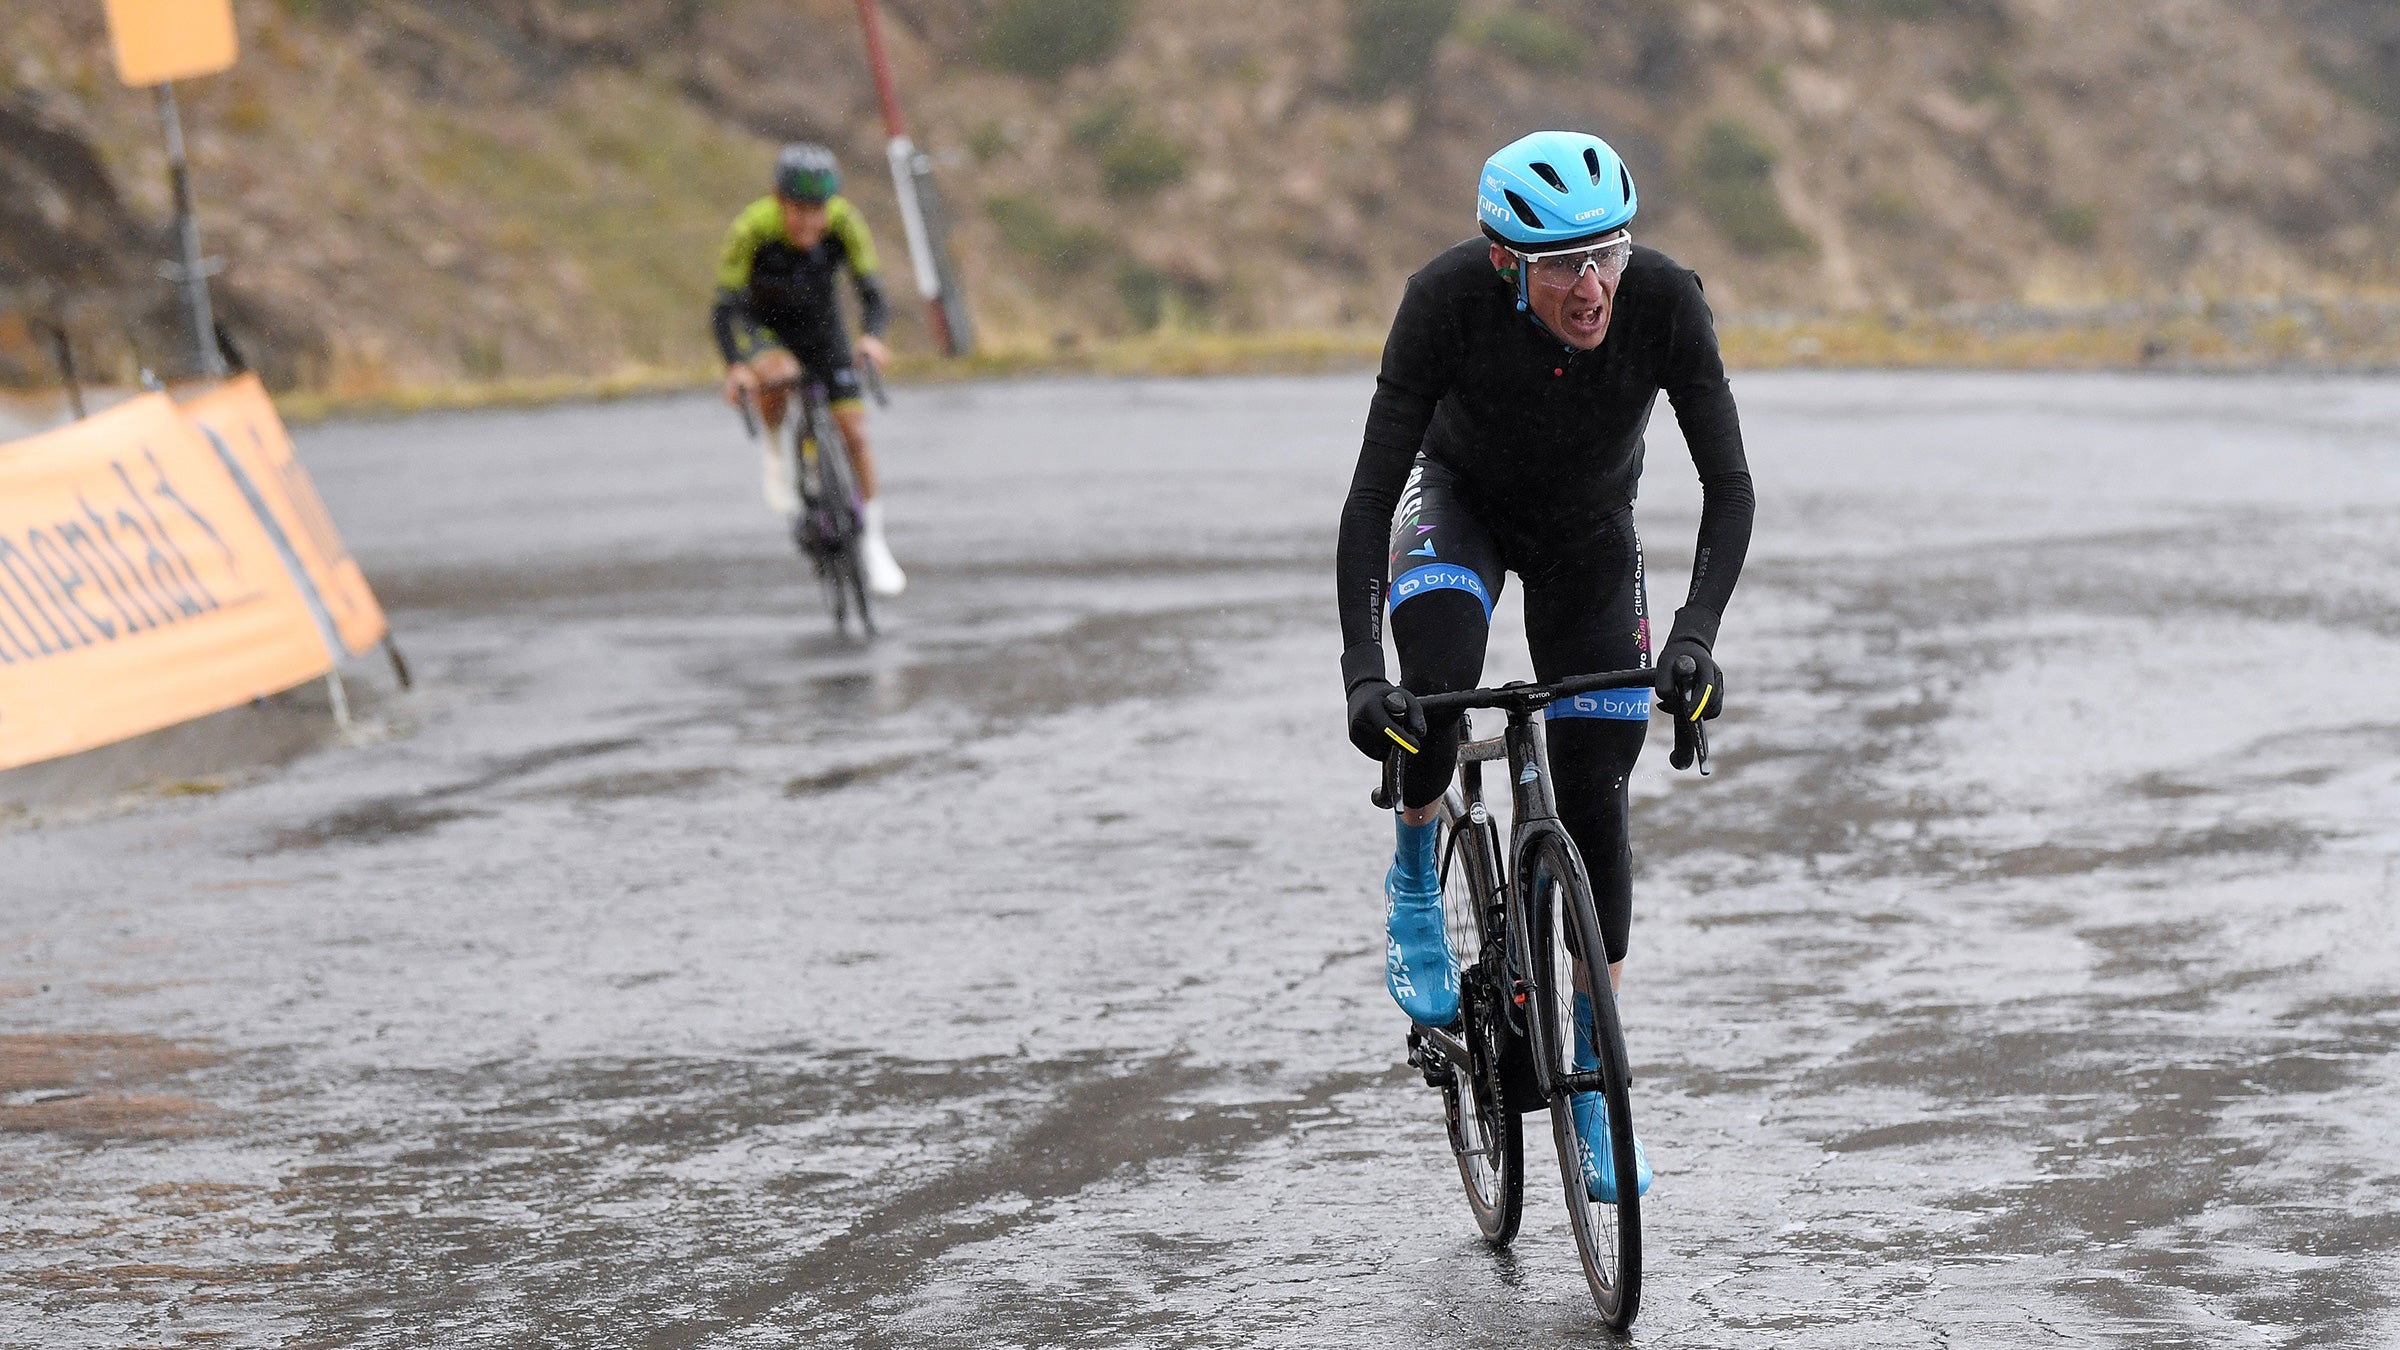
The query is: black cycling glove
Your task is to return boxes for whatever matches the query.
[1654,605,1725,722]
[1347,679,1427,760]
[1342,642,1427,760]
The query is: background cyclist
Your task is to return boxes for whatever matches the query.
[713,141,906,597]
[1336,130,1756,1203]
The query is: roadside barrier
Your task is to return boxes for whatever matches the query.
[0,386,395,771]
[182,375,389,660]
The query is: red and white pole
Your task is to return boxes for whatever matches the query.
[853,0,967,355]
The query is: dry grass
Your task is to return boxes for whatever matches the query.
[276,364,721,424]
[1720,299,2400,371]
[272,330,1392,420]
[924,327,1388,380]
[199,298,2400,424]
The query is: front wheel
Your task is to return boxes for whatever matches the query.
[1523,830,1641,1330]
[814,413,875,639]
[1437,796,1521,1245]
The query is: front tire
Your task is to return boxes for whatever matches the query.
[1523,830,1641,1330]
[816,415,876,639]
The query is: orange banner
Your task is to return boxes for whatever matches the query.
[0,395,330,770]
[182,375,389,657]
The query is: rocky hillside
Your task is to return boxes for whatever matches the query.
[5,0,2400,390]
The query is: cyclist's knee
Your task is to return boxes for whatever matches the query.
[753,347,800,382]
[1397,720,1465,812]
[1550,724,1639,857]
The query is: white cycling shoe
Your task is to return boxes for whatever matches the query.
[761,444,801,517]
[859,500,907,597]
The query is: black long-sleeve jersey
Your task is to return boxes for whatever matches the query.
[1336,238,1756,678]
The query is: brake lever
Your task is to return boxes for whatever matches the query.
[1671,714,1710,776]
[1369,688,1414,809]
[1666,654,1712,776]
[1371,749,1402,810]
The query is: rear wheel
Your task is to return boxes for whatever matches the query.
[1436,795,1521,1245]
[1523,830,1641,1330]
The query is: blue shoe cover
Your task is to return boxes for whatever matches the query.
[1384,817,1459,1028]
[1571,991,1652,1202]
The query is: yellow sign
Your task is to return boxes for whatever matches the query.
[0,394,329,770]
[104,0,239,88]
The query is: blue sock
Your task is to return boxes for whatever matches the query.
[1392,815,1438,892]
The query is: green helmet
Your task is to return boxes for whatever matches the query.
[774,142,841,204]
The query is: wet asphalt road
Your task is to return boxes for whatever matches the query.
[4,371,2399,1348]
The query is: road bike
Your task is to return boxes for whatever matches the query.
[736,362,883,638]
[1372,658,1711,1331]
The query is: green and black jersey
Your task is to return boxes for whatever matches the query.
[709,195,891,365]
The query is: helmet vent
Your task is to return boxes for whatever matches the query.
[1502,190,1546,230]
[1620,164,1633,199]
[1530,161,1568,193]
[1583,147,1603,184]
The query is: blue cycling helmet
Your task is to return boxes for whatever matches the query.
[1476,131,1638,252]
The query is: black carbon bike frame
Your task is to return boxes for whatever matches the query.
[1372,660,1706,1329]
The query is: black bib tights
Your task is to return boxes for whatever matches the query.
[1390,458,1651,964]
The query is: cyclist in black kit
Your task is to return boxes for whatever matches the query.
[1337,130,1755,1201]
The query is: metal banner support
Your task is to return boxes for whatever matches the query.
[154,82,227,380]
[47,319,87,419]
[853,0,975,356]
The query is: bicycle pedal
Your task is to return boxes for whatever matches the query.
[1405,1026,1455,1089]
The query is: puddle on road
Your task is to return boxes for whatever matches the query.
[262,737,643,853]
[250,1046,1386,1347]
[855,601,1303,723]
[678,594,1306,743]
[533,766,733,802]
[269,799,485,850]
[783,752,953,796]
[1978,820,2325,878]
[373,555,790,619]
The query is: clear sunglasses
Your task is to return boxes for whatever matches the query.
[1510,231,1632,288]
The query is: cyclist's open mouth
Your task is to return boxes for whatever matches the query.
[1562,298,1608,343]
